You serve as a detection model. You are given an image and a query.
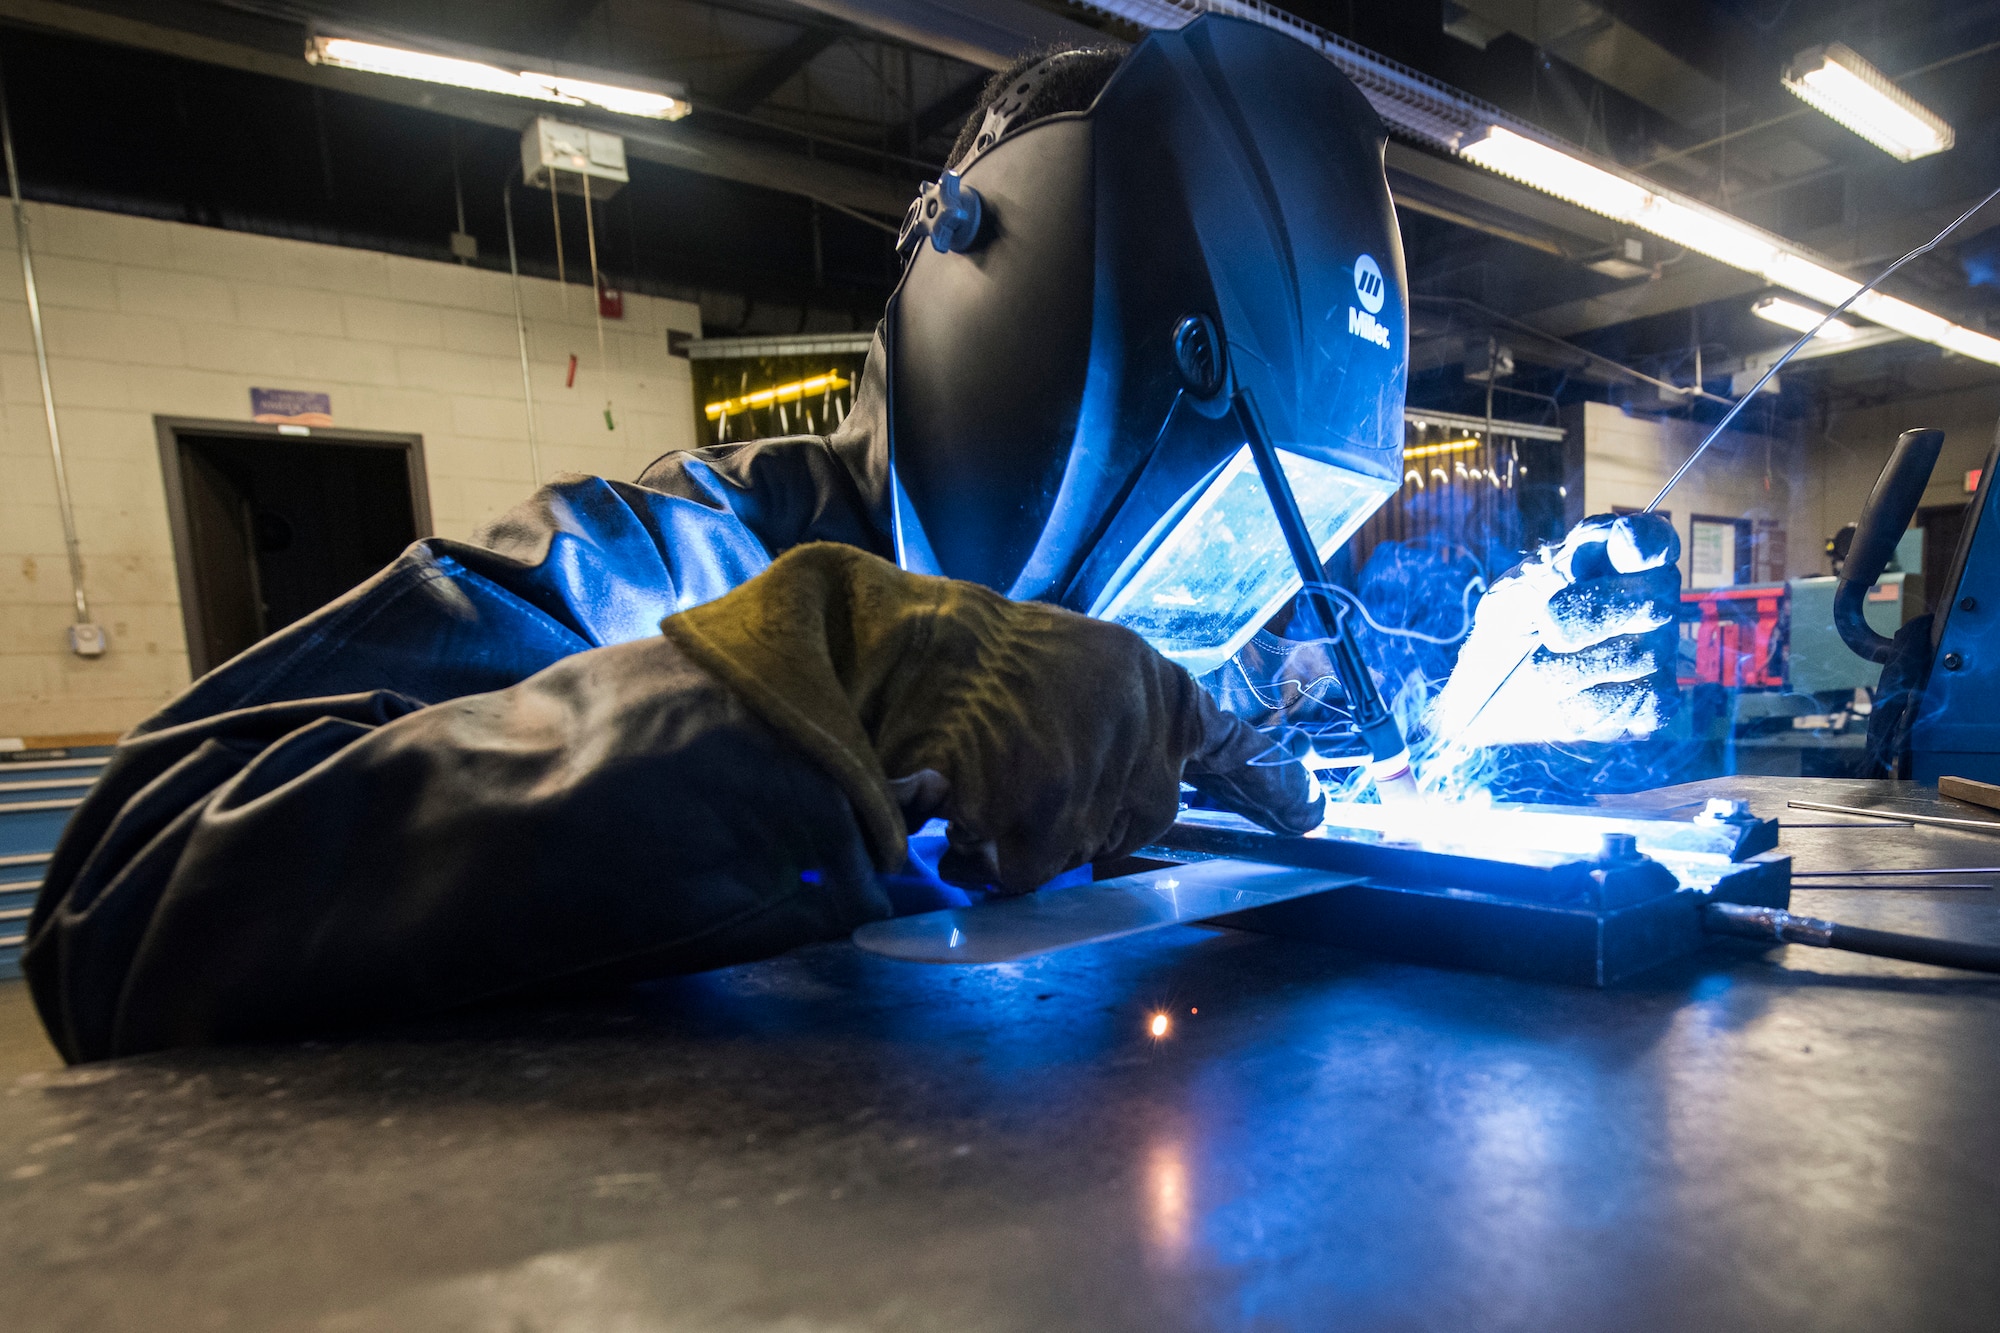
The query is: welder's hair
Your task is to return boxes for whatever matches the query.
[945,45,1127,170]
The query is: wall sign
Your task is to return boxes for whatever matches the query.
[251,387,333,426]
[1689,517,1737,590]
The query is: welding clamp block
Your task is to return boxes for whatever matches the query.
[1138,809,1791,988]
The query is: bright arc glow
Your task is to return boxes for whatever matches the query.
[1783,43,1953,162]
[1457,126,2000,368]
[704,372,851,420]
[1752,296,1858,341]
[1149,1013,1171,1039]
[308,37,691,120]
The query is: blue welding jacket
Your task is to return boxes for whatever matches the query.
[26,350,909,1062]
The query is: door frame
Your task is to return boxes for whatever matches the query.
[153,417,431,677]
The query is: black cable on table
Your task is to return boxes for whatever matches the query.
[1704,902,2000,975]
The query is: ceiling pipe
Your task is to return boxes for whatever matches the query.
[778,0,1113,70]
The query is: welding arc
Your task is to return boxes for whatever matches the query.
[1648,179,2000,512]
[1704,902,2000,974]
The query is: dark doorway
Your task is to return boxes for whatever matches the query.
[1918,502,1972,615]
[156,419,429,676]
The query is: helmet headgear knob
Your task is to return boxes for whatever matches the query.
[1173,313,1227,399]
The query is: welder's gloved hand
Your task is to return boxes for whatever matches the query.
[1427,512,1681,748]
[663,543,1322,895]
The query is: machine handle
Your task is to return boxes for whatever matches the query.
[1835,428,1943,664]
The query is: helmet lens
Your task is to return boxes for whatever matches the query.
[1093,445,1394,676]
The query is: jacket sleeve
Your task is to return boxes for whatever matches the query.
[26,635,892,1063]
[142,470,787,735]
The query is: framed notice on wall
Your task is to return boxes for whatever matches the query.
[1690,515,1752,589]
[250,387,333,426]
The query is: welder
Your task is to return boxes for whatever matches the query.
[25,16,1678,1062]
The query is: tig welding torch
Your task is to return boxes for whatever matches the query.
[1236,391,1417,800]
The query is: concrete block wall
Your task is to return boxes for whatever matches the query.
[1804,380,2000,570]
[1577,401,1812,579]
[0,202,700,739]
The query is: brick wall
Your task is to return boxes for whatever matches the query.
[0,202,700,738]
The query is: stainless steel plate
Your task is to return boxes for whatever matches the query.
[852,859,1365,964]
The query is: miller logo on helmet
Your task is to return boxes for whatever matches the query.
[1353,254,1386,313]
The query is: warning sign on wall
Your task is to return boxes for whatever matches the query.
[251,387,333,426]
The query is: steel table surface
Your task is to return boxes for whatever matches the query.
[0,776,1995,1332]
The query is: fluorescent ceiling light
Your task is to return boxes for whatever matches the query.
[1459,126,2000,367]
[1752,296,1858,341]
[1783,43,1952,162]
[1404,437,1483,460]
[705,372,851,420]
[307,37,691,120]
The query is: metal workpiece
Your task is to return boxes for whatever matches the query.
[861,792,1815,990]
[1156,808,1686,908]
[1143,809,1790,988]
[853,860,1366,964]
[1306,799,1780,862]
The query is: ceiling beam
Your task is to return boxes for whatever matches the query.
[1516,263,1764,339]
[0,0,920,216]
[776,0,1111,72]
[538,0,609,49]
[1441,0,1723,127]
[910,71,986,144]
[719,24,842,113]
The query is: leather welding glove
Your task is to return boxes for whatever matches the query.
[663,543,1322,895]
[1428,512,1681,748]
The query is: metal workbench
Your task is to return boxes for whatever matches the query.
[0,776,1995,1331]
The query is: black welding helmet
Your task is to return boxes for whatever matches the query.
[884,13,1407,677]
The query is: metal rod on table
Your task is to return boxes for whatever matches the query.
[1235,390,1414,796]
[1792,884,1991,891]
[1794,867,2000,877]
[1787,800,2000,836]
